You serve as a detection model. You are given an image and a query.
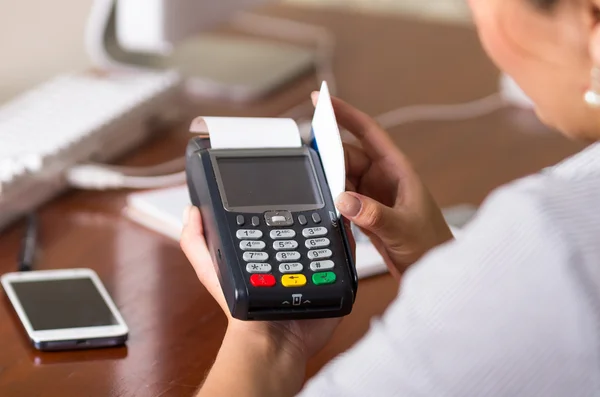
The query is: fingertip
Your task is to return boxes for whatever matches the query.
[189,205,200,217]
[180,206,206,255]
[311,91,319,106]
[335,192,362,218]
[181,206,202,237]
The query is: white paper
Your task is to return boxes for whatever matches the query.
[189,116,301,149]
[311,81,345,217]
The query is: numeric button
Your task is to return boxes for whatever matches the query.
[243,252,269,262]
[278,263,303,273]
[246,263,272,273]
[305,238,330,249]
[240,241,266,251]
[310,260,335,271]
[307,249,332,260]
[270,229,296,240]
[236,230,263,240]
[302,227,327,238]
[273,241,298,251]
[276,251,301,262]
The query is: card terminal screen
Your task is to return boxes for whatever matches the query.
[217,156,322,208]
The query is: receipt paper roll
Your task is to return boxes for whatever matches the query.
[189,117,302,149]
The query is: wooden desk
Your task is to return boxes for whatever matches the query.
[0,6,585,397]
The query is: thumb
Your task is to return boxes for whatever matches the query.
[180,205,228,310]
[335,192,397,242]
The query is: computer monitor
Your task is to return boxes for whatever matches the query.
[115,0,269,55]
[86,0,317,102]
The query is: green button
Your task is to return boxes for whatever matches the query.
[312,272,336,285]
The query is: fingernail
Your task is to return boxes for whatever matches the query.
[182,205,192,226]
[335,192,361,217]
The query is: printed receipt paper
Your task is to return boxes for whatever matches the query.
[189,81,346,218]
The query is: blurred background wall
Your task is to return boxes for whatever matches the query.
[0,0,470,103]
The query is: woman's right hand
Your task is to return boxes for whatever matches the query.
[313,93,454,278]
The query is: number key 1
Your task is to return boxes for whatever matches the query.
[236,230,263,240]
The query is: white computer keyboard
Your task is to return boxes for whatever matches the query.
[0,70,182,230]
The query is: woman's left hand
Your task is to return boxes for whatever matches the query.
[180,205,348,362]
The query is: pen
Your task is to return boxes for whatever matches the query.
[18,213,38,272]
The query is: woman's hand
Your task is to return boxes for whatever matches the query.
[315,93,453,277]
[180,206,343,396]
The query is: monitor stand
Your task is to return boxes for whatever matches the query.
[85,0,317,102]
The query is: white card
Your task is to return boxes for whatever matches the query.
[311,81,345,217]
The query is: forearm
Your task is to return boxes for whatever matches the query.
[197,323,307,397]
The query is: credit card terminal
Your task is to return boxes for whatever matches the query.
[185,137,358,321]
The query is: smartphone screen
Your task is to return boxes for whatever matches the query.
[10,277,118,331]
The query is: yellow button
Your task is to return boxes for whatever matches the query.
[281,274,307,288]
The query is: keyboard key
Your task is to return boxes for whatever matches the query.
[281,274,307,287]
[305,238,330,249]
[310,260,335,271]
[239,241,266,251]
[243,252,269,262]
[251,216,260,227]
[273,240,299,251]
[312,272,336,285]
[279,263,303,273]
[307,249,332,260]
[250,274,276,287]
[312,213,322,224]
[246,263,272,273]
[270,229,296,240]
[236,215,245,226]
[236,230,263,240]
[298,215,308,225]
[276,251,301,262]
[302,227,327,238]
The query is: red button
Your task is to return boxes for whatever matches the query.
[250,274,276,287]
